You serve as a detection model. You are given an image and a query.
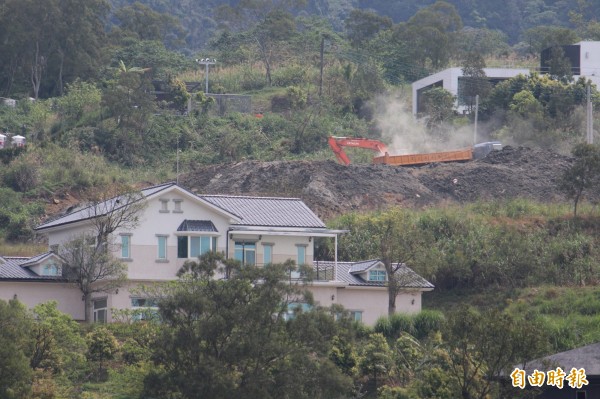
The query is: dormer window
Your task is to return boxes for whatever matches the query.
[368,270,386,282]
[42,263,60,276]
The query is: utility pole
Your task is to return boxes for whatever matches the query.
[473,94,479,145]
[195,58,216,94]
[587,83,594,144]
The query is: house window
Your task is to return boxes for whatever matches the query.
[42,263,60,276]
[369,270,386,281]
[159,199,169,213]
[173,199,183,213]
[296,245,306,265]
[93,298,108,323]
[157,235,168,260]
[178,236,217,258]
[350,310,363,322]
[120,234,131,259]
[131,297,159,321]
[263,243,273,265]
[235,242,256,265]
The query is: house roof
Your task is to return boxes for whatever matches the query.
[349,259,382,274]
[177,220,218,232]
[315,260,434,289]
[199,195,326,228]
[522,342,600,375]
[35,182,174,231]
[0,252,63,281]
[36,183,327,232]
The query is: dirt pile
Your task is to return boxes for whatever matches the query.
[181,146,591,220]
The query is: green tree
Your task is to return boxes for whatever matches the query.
[394,1,463,70]
[420,86,456,130]
[86,327,119,380]
[30,301,86,375]
[359,333,394,392]
[444,306,548,399]
[522,26,579,55]
[460,52,491,114]
[543,46,574,83]
[0,299,33,399]
[112,2,185,48]
[560,143,600,216]
[144,252,352,399]
[344,9,392,48]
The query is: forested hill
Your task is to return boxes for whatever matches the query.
[108,0,600,50]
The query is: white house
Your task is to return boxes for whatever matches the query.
[540,41,600,87]
[1,182,433,325]
[412,67,530,115]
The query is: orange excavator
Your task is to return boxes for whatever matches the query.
[328,136,389,166]
[329,136,502,166]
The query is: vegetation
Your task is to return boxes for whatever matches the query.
[3,1,600,397]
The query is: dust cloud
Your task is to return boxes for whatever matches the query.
[373,91,491,155]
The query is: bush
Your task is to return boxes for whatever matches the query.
[413,310,445,340]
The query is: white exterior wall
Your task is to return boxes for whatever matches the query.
[577,41,600,87]
[0,281,84,320]
[412,67,530,115]
[307,284,424,326]
[117,193,234,281]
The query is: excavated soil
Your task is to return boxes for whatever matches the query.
[181,146,597,220]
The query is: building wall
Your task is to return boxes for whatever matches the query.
[412,67,530,115]
[307,284,424,325]
[578,41,600,87]
[0,281,84,320]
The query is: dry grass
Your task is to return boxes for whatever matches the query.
[0,240,48,257]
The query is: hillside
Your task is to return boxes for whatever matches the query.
[181,145,587,220]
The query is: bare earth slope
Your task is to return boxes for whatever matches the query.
[181,146,591,220]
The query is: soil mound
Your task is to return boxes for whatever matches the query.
[181,146,590,220]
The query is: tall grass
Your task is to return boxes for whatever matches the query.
[0,240,48,256]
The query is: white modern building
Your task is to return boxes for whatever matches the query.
[540,41,600,87]
[1,182,433,325]
[412,67,530,115]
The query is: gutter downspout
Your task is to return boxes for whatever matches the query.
[226,228,231,259]
[334,233,338,277]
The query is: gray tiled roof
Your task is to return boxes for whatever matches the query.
[20,251,54,267]
[0,253,62,281]
[36,183,327,231]
[200,195,326,228]
[36,182,174,230]
[177,220,218,232]
[314,260,434,289]
[521,342,600,375]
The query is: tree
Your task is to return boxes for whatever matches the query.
[112,2,185,48]
[30,301,86,375]
[144,252,352,399]
[86,327,119,381]
[522,26,579,55]
[444,306,548,399]
[215,0,306,86]
[344,9,392,48]
[420,86,456,129]
[59,187,146,322]
[394,1,463,70]
[543,46,574,83]
[460,52,491,114]
[359,333,394,392]
[0,299,33,399]
[560,143,600,216]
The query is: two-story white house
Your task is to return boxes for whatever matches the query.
[1,182,433,325]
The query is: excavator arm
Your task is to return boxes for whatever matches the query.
[328,136,389,165]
